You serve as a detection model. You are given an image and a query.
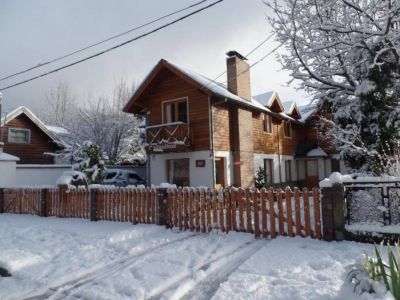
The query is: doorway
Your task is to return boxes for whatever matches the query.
[305,159,319,188]
[215,157,225,189]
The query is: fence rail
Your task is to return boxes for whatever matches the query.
[0,186,322,240]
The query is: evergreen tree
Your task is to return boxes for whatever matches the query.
[74,141,106,184]
[255,167,265,189]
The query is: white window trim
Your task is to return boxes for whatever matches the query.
[283,121,292,139]
[8,128,31,144]
[161,96,189,124]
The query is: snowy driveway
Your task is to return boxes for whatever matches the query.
[0,214,387,300]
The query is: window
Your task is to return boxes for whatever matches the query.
[297,160,305,180]
[283,121,292,138]
[285,160,292,183]
[8,128,30,144]
[263,159,274,185]
[166,158,190,186]
[163,98,188,124]
[331,159,340,173]
[104,172,117,180]
[263,114,272,133]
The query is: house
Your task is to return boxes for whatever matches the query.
[123,51,345,188]
[1,106,65,164]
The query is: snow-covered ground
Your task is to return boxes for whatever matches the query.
[0,214,392,300]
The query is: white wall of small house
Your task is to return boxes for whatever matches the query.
[15,165,71,186]
[0,161,18,187]
[149,151,213,187]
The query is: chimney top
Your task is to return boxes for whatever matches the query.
[226,50,247,61]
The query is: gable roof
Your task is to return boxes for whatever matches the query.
[282,101,302,119]
[299,104,317,121]
[2,106,65,145]
[123,59,304,123]
[124,59,275,114]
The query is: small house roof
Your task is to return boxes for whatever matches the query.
[2,106,65,145]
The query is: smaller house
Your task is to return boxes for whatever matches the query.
[1,106,65,164]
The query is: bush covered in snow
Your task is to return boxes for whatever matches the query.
[73,141,106,184]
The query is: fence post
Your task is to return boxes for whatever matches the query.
[40,188,48,217]
[89,188,97,222]
[0,188,4,213]
[320,183,345,241]
[157,188,168,227]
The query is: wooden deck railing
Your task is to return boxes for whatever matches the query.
[146,122,190,150]
[0,186,321,240]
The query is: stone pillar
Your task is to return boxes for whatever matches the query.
[320,183,345,241]
[0,188,4,213]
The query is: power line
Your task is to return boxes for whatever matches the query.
[0,0,223,91]
[0,0,209,83]
[208,33,275,84]
[220,41,285,85]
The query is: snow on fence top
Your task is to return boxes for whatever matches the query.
[319,172,400,188]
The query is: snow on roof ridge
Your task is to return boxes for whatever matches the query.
[1,106,64,144]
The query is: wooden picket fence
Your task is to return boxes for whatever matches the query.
[1,186,322,240]
[166,187,321,239]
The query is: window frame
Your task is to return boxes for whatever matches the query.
[283,121,292,138]
[165,158,190,186]
[262,113,272,134]
[285,160,292,183]
[8,128,31,144]
[263,159,274,185]
[162,97,189,124]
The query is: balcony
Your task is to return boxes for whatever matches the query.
[146,122,191,152]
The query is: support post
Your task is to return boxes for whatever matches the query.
[40,188,48,217]
[0,188,4,213]
[89,188,97,221]
[157,188,168,227]
[321,183,345,241]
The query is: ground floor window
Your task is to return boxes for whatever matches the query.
[166,158,190,186]
[285,160,292,183]
[297,160,305,180]
[263,159,273,185]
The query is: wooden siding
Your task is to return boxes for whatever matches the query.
[252,112,304,156]
[138,68,210,151]
[2,114,58,164]
[212,102,231,151]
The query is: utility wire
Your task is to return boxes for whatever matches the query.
[0,0,208,83]
[0,0,223,91]
[208,32,275,84]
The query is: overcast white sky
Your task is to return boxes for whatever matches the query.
[0,0,309,115]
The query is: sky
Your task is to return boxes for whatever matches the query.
[0,0,310,116]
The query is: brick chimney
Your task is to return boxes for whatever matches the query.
[226,51,251,101]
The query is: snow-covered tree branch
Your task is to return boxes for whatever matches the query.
[268,0,400,174]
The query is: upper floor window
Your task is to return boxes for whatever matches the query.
[163,98,188,124]
[8,128,31,144]
[283,121,292,138]
[263,113,272,133]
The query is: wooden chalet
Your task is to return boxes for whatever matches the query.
[123,51,345,188]
[1,106,65,164]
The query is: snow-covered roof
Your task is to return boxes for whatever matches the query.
[282,101,295,113]
[299,104,317,121]
[253,91,276,106]
[125,59,301,123]
[46,125,69,136]
[167,61,274,113]
[306,147,327,157]
[0,152,20,161]
[2,106,65,145]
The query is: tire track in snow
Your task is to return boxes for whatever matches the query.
[20,233,200,300]
[146,239,264,300]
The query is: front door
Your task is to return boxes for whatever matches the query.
[305,159,318,188]
[215,157,225,189]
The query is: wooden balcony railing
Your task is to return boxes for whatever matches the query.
[146,122,191,151]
